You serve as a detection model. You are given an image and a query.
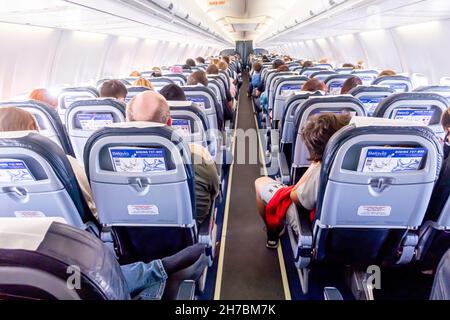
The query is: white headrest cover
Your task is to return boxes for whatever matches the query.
[351,116,427,128]
[0,218,67,251]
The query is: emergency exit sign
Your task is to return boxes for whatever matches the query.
[208,0,228,6]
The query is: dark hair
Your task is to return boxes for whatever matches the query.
[253,62,263,72]
[302,60,314,68]
[272,59,284,69]
[185,59,196,67]
[302,78,327,92]
[340,76,363,94]
[187,70,209,86]
[196,57,206,64]
[100,80,128,99]
[222,56,230,65]
[277,65,289,72]
[342,63,355,68]
[159,84,186,101]
[262,55,270,63]
[441,108,450,131]
[182,65,192,71]
[301,113,351,162]
[206,64,219,75]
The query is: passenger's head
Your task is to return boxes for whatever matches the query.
[302,78,327,92]
[130,71,141,77]
[340,76,363,94]
[133,77,155,90]
[206,64,219,75]
[212,58,220,66]
[301,113,351,162]
[170,66,183,74]
[187,70,209,86]
[0,107,39,132]
[342,63,355,69]
[379,69,396,77]
[319,58,329,64]
[99,80,128,101]
[29,89,58,108]
[126,91,171,125]
[222,56,230,65]
[185,58,196,67]
[356,60,365,69]
[218,61,228,71]
[302,60,314,68]
[152,67,162,77]
[441,108,450,134]
[159,84,186,101]
[262,55,270,63]
[196,57,206,64]
[277,65,289,72]
[253,61,263,73]
[272,59,284,69]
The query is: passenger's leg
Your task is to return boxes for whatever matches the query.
[161,243,206,275]
[163,254,209,300]
[254,177,278,221]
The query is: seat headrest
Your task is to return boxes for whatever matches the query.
[0,218,67,251]
[350,116,427,128]
[0,130,38,139]
[104,121,166,129]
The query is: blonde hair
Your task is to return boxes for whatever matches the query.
[130,71,141,77]
[133,77,155,90]
[218,61,228,71]
[0,107,39,132]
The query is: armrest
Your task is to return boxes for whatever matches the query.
[198,203,216,238]
[294,210,314,269]
[324,287,344,301]
[278,152,291,185]
[270,129,279,154]
[176,280,196,300]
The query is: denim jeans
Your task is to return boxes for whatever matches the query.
[120,260,168,300]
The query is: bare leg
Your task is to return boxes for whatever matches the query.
[254,177,277,222]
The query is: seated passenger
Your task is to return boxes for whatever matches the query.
[248,61,263,96]
[356,60,365,69]
[207,64,234,118]
[441,108,450,159]
[185,58,196,68]
[254,113,351,248]
[29,89,58,109]
[0,107,97,218]
[255,59,285,109]
[159,84,186,101]
[152,67,163,77]
[277,65,289,72]
[99,80,128,101]
[123,243,208,300]
[196,56,206,65]
[302,60,314,68]
[379,69,397,77]
[187,70,209,87]
[127,91,220,225]
[340,76,363,94]
[133,77,155,90]
[342,63,355,69]
[262,55,270,63]
[302,78,328,92]
[130,71,141,77]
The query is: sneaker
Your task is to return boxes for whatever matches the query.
[266,232,279,249]
[266,226,286,249]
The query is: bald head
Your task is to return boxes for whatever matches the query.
[126,91,171,124]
